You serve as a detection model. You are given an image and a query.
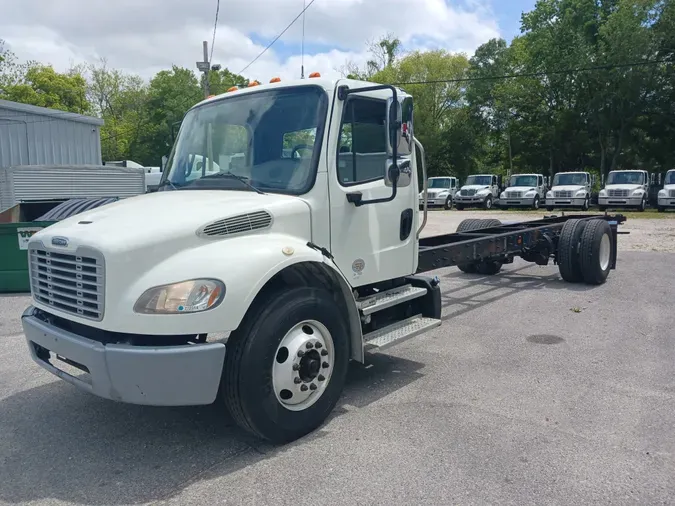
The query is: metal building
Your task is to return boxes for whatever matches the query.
[0,99,103,169]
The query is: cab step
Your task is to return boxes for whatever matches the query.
[357,284,428,315]
[363,314,442,351]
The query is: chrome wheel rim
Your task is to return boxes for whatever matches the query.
[599,233,611,271]
[272,320,334,411]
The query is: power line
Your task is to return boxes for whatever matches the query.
[391,59,672,86]
[209,0,221,64]
[238,0,317,75]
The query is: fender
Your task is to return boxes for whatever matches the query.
[94,233,362,352]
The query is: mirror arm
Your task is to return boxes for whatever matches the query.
[415,137,428,238]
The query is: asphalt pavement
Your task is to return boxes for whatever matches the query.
[1,251,674,505]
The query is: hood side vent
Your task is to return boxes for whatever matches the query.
[198,210,273,238]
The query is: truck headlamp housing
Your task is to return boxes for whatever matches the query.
[134,279,225,314]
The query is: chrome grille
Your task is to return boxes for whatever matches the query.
[669,190,675,198]
[506,191,523,198]
[200,210,273,237]
[29,248,105,321]
[608,189,629,197]
[460,189,476,196]
[554,190,573,198]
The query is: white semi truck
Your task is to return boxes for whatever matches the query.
[598,169,650,211]
[21,77,627,443]
[545,171,592,211]
[498,173,547,209]
[418,176,458,210]
[453,174,501,210]
[656,169,675,212]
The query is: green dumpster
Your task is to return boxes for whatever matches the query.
[0,202,60,293]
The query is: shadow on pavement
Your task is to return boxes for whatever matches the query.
[0,352,424,505]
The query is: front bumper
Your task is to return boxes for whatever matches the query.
[419,196,450,206]
[546,196,587,208]
[657,197,675,208]
[453,196,486,206]
[21,306,226,406]
[598,196,643,207]
[497,197,538,207]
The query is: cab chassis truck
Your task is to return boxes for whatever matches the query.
[21,77,626,444]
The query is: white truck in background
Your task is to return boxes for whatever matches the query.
[545,171,593,211]
[418,176,458,210]
[657,169,675,212]
[453,174,501,210]
[598,169,650,211]
[498,173,547,209]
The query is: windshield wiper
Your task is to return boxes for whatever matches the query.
[196,172,266,195]
[157,179,179,190]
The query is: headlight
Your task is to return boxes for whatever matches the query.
[575,190,586,197]
[438,191,448,197]
[659,189,666,196]
[476,190,489,196]
[525,191,536,197]
[500,192,506,199]
[455,191,461,197]
[599,189,607,196]
[546,191,553,197]
[134,279,225,314]
[632,189,644,196]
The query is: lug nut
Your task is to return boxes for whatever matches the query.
[300,384,308,392]
[306,342,314,349]
[294,377,302,384]
[292,363,300,371]
[318,374,325,382]
[315,342,323,349]
[297,350,305,358]
[322,361,329,369]
[321,349,328,356]
[309,383,317,391]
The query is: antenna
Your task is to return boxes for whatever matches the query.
[301,0,306,78]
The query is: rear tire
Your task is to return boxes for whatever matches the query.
[578,219,613,285]
[455,219,482,273]
[557,219,586,283]
[546,206,554,212]
[455,204,465,211]
[222,286,349,443]
[456,219,503,274]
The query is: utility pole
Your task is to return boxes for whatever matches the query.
[196,41,211,99]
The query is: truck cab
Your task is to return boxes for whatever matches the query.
[657,169,675,212]
[453,174,500,210]
[598,169,650,211]
[498,173,547,209]
[418,176,457,210]
[545,171,592,211]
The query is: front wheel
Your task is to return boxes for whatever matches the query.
[658,206,665,213]
[637,197,646,212]
[222,286,349,443]
[532,195,540,210]
[444,195,453,210]
[483,195,493,210]
[582,196,590,211]
[455,204,465,211]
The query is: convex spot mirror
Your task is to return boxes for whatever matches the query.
[385,95,413,188]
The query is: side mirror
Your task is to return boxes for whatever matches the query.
[387,96,414,157]
[385,159,411,188]
[650,172,655,185]
[601,173,605,187]
[658,173,662,185]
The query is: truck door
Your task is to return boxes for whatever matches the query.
[328,87,417,287]
[538,175,545,197]
[491,175,498,198]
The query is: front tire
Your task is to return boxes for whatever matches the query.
[483,195,493,210]
[582,196,590,211]
[637,196,646,212]
[222,286,349,443]
[532,195,540,210]
[455,204,465,211]
[444,195,453,210]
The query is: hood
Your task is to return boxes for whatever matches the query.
[662,184,675,191]
[550,185,585,192]
[424,187,451,194]
[30,190,312,257]
[504,186,536,192]
[604,184,642,191]
[459,185,490,191]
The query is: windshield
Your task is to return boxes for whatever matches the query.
[429,178,452,189]
[162,86,327,194]
[665,171,675,185]
[607,171,644,185]
[465,175,492,186]
[553,173,587,186]
[509,175,537,187]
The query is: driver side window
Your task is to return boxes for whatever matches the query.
[337,97,388,186]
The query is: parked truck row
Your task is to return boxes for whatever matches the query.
[421,168,674,212]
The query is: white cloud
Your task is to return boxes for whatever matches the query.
[1,0,501,82]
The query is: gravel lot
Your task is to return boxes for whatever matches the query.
[1,212,673,505]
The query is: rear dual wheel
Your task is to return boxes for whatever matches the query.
[455,218,503,275]
[558,218,612,285]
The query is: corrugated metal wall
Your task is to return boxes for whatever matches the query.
[0,100,103,169]
[0,166,146,210]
